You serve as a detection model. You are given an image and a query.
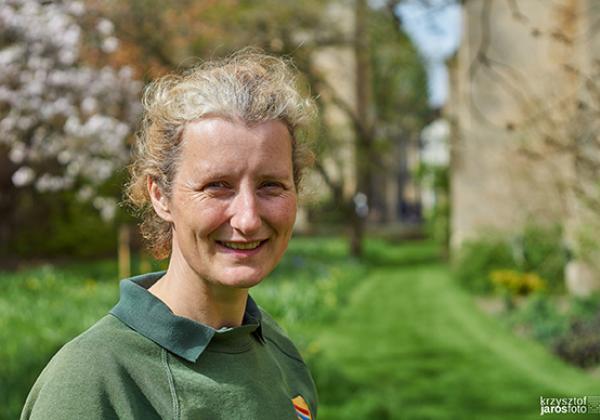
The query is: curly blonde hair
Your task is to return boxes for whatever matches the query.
[126,50,317,259]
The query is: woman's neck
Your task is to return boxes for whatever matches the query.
[148,252,248,329]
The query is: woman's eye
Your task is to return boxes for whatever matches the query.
[261,182,285,193]
[202,181,230,191]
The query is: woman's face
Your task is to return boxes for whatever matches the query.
[154,118,297,289]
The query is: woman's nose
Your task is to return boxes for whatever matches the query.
[229,188,262,235]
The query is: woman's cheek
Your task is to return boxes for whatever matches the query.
[192,203,232,234]
[278,197,298,230]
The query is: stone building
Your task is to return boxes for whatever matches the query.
[449,0,600,295]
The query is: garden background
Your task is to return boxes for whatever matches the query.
[3,0,600,419]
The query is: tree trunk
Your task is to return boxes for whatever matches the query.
[351,0,374,257]
[118,224,131,279]
[0,145,17,256]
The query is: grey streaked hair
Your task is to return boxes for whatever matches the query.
[126,49,317,259]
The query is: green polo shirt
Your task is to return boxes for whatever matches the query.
[21,272,318,419]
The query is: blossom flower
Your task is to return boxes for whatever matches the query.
[0,0,142,220]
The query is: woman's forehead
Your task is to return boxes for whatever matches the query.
[182,118,291,151]
[177,118,293,176]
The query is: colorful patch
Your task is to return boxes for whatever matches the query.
[291,395,312,420]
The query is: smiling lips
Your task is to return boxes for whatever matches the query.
[217,240,265,250]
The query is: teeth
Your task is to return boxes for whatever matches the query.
[221,241,261,250]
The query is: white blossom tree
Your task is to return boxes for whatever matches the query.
[0,0,141,229]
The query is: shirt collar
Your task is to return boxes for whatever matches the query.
[109,271,264,363]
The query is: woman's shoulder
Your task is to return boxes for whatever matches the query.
[38,314,161,379]
[21,315,163,419]
[26,315,134,389]
[258,308,307,366]
[66,313,128,343]
[77,312,149,342]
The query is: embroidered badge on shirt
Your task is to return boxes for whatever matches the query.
[291,395,312,420]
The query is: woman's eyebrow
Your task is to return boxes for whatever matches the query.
[259,171,292,179]
[193,170,231,179]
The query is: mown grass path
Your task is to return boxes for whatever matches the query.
[314,243,600,419]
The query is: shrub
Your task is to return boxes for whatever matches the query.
[519,224,568,293]
[552,294,600,368]
[504,294,569,345]
[554,313,600,368]
[8,189,119,258]
[502,292,600,368]
[569,292,600,321]
[453,224,567,294]
[453,235,516,293]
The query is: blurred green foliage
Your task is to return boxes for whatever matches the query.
[502,292,600,369]
[453,234,516,294]
[9,191,116,257]
[453,224,568,294]
[415,164,450,250]
[504,294,570,345]
[3,171,132,258]
[519,224,568,292]
[555,313,600,368]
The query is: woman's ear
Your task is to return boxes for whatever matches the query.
[148,177,174,223]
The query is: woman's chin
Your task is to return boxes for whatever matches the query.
[214,268,267,289]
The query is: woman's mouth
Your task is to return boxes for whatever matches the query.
[216,240,268,254]
[218,240,262,250]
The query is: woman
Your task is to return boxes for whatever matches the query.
[21,50,318,420]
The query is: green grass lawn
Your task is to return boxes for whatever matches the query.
[1,237,598,419]
[310,241,600,419]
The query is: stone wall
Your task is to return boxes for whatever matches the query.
[449,0,600,294]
